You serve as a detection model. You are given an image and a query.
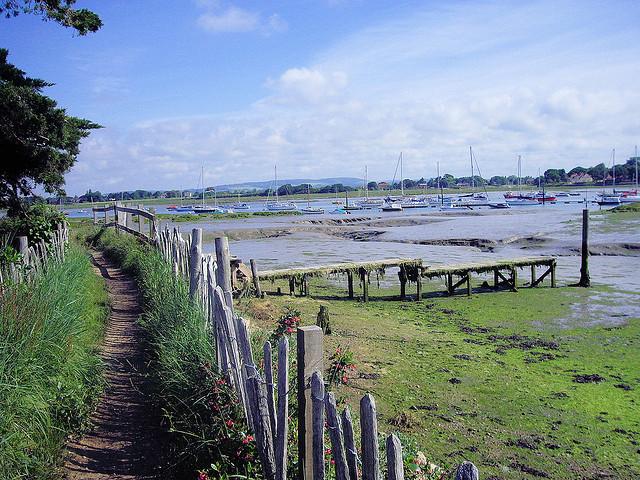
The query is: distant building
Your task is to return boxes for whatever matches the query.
[377,181,390,190]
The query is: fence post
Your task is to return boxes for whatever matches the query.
[386,434,404,480]
[579,208,590,287]
[326,393,350,480]
[347,271,354,299]
[297,326,324,480]
[93,209,97,225]
[454,461,479,480]
[275,337,289,480]
[311,372,325,480]
[114,203,120,234]
[215,236,233,308]
[360,394,379,480]
[341,407,359,480]
[189,228,203,300]
[263,341,277,445]
[17,236,28,256]
[138,204,144,233]
[250,259,263,297]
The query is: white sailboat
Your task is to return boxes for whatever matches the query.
[230,193,251,210]
[301,184,324,214]
[597,149,622,205]
[358,166,383,209]
[619,145,640,203]
[192,166,231,213]
[265,165,297,211]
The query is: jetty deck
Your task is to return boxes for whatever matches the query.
[254,255,556,301]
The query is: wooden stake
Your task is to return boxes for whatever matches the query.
[347,271,354,299]
[325,393,350,480]
[250,259,263,297]
[341,407,359,480]
[386,434,404,480]
[297,326,324,480]
[360,394,379,480]
[360,268,369,302]
[311,372,325,480]
[189,228,203,301]
[275,337,289,480]
[215,236,233,308]
[579,208,590,287]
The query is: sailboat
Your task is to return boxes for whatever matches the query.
[618,145,640,203]
[504,156,538,206]
[230,193,251,210]
[597,149,622,205]
[193,166,231,213]
[332,185,344,205]
[174,189,195,211]
[358,166,383,209]
[300,184,324,214]
[265,165,297,211]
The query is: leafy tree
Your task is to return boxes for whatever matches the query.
[0,49,101,215]
[587,163,607,181]
[1,0,102,35]
[367,181,378,191]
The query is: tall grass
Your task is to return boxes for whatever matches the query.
[0,246,108,479]
[90,229,258,477]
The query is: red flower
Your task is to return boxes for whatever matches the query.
[243,434,254,444]
[226,419,234,427]
[198,472,209,480]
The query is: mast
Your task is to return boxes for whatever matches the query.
[201,165,205,206]
[517,155,521,194]
[437,160,443,205]
[364,166,368,200]
[275,165,279,202]
[400,152,404,196]
[635,145,638,190]
[612,148,616,190]
[470,146,474,191]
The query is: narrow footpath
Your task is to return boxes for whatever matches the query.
[64,251,169,479]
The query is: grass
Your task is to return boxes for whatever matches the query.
[237,277,640,479]
[0,246,108,479]
[88,228,260,477]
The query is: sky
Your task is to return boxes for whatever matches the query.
[2,0,639,195]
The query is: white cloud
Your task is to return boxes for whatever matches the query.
[196,3,287,34]
[269,68,348,103]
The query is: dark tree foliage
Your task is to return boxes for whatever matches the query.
[1,0,102,35]
[0,48,101,214]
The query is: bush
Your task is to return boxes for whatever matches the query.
[0,202,66,245]
[0,246,108,478]
[90,228,259,477]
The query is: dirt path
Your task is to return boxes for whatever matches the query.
[64,251,169,479]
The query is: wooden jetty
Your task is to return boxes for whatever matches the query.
[254,256,557,301]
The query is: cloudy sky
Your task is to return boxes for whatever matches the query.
[2,0,639,194]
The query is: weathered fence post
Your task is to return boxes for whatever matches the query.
[454,461,479,480]
[215,236,233,308]
[386,434,404,480]
[326,393,350,480]
[579,208,590,287]
[311,372,325,480]
[250,259,263,297]
[297,326,324,480]
[530,265,536,286]
[189,228,202,300]
[104,207,108,225]
[275,337,289,480]
[17,236,28,257]
[347,271,354,299]
[93,208,97,225]
[138,204,144,233]
[114,203,120,234]
[263,341,277,445]
[360,268,369,302]
[360,394,379,480]
[341,407,359,480]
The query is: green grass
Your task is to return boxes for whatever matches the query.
[238,278,640,479]
[0,246,108,479]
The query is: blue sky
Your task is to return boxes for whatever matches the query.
[2,0,639,194]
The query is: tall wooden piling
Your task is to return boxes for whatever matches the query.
[578,208,590,287]
[347,271,354,299]
[250,259,263,297]
[398,266,407,300]
[297,326,323,480]
[360,268,369,302]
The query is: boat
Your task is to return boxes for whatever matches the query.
[230,194,251,210]
[193,166,232,214]
[507,198,538,206]
[175,205,194,212]
[488,202,511,209]
[440,203,473,211]
[166,205,178,210]
[381,201,403,212]
[330,207,347,214]
[596,194,621,206]
[596,149,623,206]
[265,165,297,211]
[358,166,383,209]
[618,146,640,202]
[301,185,325,214]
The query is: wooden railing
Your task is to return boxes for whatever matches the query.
[154,225,480,480]
[92,203,157,241]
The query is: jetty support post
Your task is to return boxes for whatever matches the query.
[104,207,108,225]
[466,271,472,296]
[510,267,518,292]
[296,326,323,480]
[416,275,422,301]
[250,259,262,298]
[360,268,369,302]
[579,208,590,287]
[347,270,354,299]
[215,236,233,308]
[551,260,557,288]
[530,265,536,287]
[446,272,453,295]
[289,277,296,296]
[114,203,120,234]
[398,266,407,300]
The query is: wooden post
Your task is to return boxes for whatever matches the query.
[263,341,277,446]
[579,209,590,287]
[447,272,453,295]
[289,277,296,296]
[551,261,557,288]
[510,267,518,292]
[114,203,120,233]
[530,265,536,287]
[215,236,233,307]
[386,434,404,480]
[360,268,369,303]
[454,461,479,480]
[398,266,407,300]
[493,268,499,290]
[138,204,144,233]
[360,394,379,480]
[104,208,108,225]
[347,271,354,299]
[341,407,359,480]
[466,272,471,296]
[416,275,422,302]
[276,337,289,480]
[92,209,97,225]
[303,275,309,297]
[250,259,263,297]
[17,236,28,256]
[189,228,203,300]
[311,372,325,480]
[325,393,350,480]
[297,326,324,480]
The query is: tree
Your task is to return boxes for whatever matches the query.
[1,0,102,35]
[0,49,101,214]
[587,163,607,182]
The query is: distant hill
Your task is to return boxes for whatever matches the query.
[186,177,364,192]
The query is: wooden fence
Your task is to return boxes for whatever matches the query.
[0,222,69,290]
[149,225,480,480]
[92,203,157,241]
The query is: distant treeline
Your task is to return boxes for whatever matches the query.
[51,157,638,204]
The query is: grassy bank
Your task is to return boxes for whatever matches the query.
[0,246,108,479]
[238,278,640,479]
[88,229,259,477]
